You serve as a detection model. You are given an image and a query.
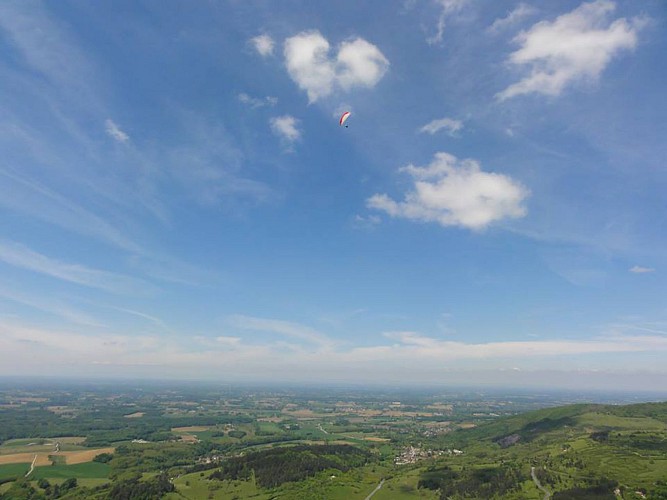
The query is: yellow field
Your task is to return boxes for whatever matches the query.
[0,453,51,466]
[179,434,199,443]
[124,412,145,418]
[0,447,114,466]
[62,447,115,464]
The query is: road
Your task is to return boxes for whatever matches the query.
[317,424,329,435]
[364,478,385,500]
[531,466,551,500]
[25,455,37,477]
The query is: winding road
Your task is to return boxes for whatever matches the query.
[531,466,551,500]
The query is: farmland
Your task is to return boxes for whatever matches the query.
[0,380,666,499]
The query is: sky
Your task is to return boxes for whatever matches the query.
[0,0,666,391]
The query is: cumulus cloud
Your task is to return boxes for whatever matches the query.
[629,265,655,274]
[105,119,129,142]
[487,3,538,34]
[428,0,469,44]
[284,31,389,102]
[250,34,275,57]
[270,115,301,144]
[367,152,529,230]
[238,93,278,108]
[497,0,644,100]
[419,117,463,136]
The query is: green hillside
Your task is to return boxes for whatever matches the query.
[421,401,667,499]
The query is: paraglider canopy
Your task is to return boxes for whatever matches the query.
[339,111,351,127]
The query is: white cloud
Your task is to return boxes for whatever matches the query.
[284,31,389,102]
[375,331,665,360]
[497,0,643,100]
[336,38,389,90]
[238,93,278,108]
[368,152,529,230]
[629,265,655,274]
[419,117,463,136]
[250,34,275,57]
[428,0,470,45]
[487,3,538,34]
[270,115,301,144]
[3,317,667,389]
[105,119,129,143]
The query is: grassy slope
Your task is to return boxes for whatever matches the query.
[30,462,110,480]
[0,463,29,480]
[433,401,667,496]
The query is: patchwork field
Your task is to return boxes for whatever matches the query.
[0,447,114,466]
[0,436,85,455]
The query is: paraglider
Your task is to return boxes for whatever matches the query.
[339,111,351,128]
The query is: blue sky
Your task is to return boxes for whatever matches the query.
[1,0,666,390]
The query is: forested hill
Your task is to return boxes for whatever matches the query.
[421,401,667,499]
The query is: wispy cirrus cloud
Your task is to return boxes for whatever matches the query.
[238,93,278,108]
[227,314,334,349]
[428,0,470,44]
[0,284,104,327]
[419,117,463,136]
[629,265,655,274]
[105,119,129,143]
[0,240,156,295]
[0,168,143,253]
[487,3,538,34]
[283,31,389,102]
[497,0,644,100]
[368,152,529,230]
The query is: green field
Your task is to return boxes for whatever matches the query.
[0,463,29,480]
[30,462,110,480]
